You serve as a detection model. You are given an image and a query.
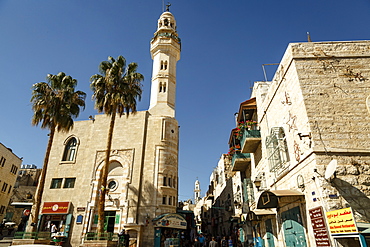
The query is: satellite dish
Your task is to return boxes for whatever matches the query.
[324,159,337,180]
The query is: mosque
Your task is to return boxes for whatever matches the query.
[32,9,184,247]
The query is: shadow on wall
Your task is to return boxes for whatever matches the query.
[331,178,370,222]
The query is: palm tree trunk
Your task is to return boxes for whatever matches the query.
[31,127,55,232]
[97,113,116,233]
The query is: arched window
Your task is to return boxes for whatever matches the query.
[62,137,77,161]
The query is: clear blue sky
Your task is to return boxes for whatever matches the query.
[1,0,369,202]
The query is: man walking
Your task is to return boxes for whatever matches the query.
[209,237,218,247]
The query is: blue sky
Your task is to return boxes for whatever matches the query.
[1,0,370,202]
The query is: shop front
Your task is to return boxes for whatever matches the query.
[326,207,370,247]
[39,201,72,244]
[153,213,187,247]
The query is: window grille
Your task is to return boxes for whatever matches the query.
[266,127,290,176]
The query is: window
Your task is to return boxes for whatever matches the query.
[10,164,18,175]
[50,178,63,189]
[168,196,172,205]
[0,157,5,167]
[163,176,167,186]
[62,137,77,161]
[0,206,5,214]
[168,177,172,187]
[63,178,76,188]
[160,61,168,70]
[108,180,117,191]
[159,82,167,93]
[266,127,290,175]
[8,185,12,194]
[1,183,8,192]
[162,196,167,205]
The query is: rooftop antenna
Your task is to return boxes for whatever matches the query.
[307,32,312,42]
[262,63,279,81]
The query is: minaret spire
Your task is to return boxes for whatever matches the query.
[149,10,181,117]
[166,2,171,12]
[194,179,201,204]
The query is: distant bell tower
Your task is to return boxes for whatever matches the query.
[194,179,201,203]
[149,8,181,117]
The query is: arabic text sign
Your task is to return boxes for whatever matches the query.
[309,207,330,246]
[326,207,357,234]
[154,213,187,229]
[42,202,70,214]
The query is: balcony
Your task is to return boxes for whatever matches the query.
[231,152,251,171]
[240,129,261,153]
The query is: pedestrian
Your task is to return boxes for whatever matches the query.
[118,229,125,247]
[194,238,202,247]
[50,223,58,236]
[228,236,233,247]
[198,233,205,246]
[209,237,218,247]
[221,236,228,247]
[124,230,130,247]
[0,220,5,236]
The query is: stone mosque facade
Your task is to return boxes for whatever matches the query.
[35,11,181,246]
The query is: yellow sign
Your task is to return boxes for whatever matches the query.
[326,207,358,234]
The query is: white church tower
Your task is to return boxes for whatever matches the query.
[149,9,181,117]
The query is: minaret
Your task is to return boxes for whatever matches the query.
[194,179,201,204]
[149,8,181,117]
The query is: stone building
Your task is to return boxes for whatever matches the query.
[8,164,41,230]
[199,40,370,247]
[29,10,182,247]
[0,142,22,222]
[240,41,370,247]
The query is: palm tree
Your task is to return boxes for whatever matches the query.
[30,72,86,232]
[90,55,144,233]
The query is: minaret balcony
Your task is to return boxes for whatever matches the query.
[231,152,251,172]
[239,129,261,153]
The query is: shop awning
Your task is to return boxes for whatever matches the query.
[256,190,304,209]
[245,209,276,221]
[11,202,33,208]
[357,222,370,234]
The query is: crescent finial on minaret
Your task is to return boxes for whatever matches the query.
[166,2,171,12]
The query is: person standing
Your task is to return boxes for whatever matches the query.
[228,236,233,247]
[118,229,125,247]
[50,223,57,235]
[221,236,228,247]
[209,237,218,247]
[124,230,130,247]
[194,238,202,247]
[198,234,205,246]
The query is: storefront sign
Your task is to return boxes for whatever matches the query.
[154,213,187,229]
[326,207,358,235]
[42,202,70,214]
[309,206,331,246]
[77,207,86,211]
